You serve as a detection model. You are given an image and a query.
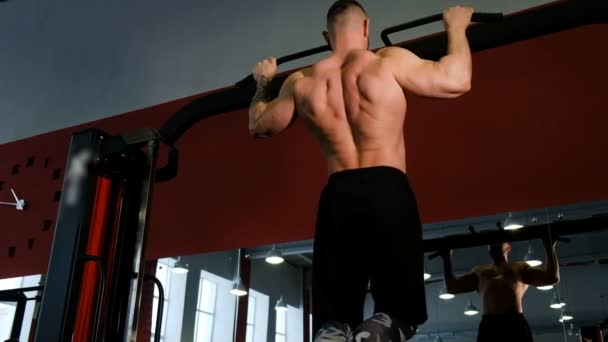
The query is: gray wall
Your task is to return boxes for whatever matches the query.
[0,0,552,144]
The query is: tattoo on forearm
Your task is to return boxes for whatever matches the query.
[250,77,273,108]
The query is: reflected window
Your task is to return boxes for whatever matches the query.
[285,305,303,342]
[194,270,237,342]
[151,258,187,342]
[152,260,171,341]
[276,308,286,342]
[246,296,256,342]
[0,274,41,342]
[247,289,269,342]
[195,278,217,342]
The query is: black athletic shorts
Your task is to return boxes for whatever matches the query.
[477,313,534,342]
[312,166,427,335]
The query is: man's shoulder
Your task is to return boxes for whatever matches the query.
[376,46,414,59]
[283,67,311,87]
[511,261,531,271]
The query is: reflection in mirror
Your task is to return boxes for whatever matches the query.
[415,204,608,341]
[150,249,241,342]
[243,203,608,342]
[249,250,307,342]
[0,274,44,342]
[139,203,608,342]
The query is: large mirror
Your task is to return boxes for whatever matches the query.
[134,202,608,342]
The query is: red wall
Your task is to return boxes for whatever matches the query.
[1,24,607,279]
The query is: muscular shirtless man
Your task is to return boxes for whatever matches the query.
[440,237,560,342]
[249,1,474,341]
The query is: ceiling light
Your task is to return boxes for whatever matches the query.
[275,296,288,312]
[265,245,285,265]
[172,257,189,274]
[537,285,554,291]
[424,272,432,280]
[550,294,566,309]
[230,278,248,296]
[503,212,524,230]
[524,243,542,267]
[558,310,574,322]
[464,299,479,316]
[438,287,454,300]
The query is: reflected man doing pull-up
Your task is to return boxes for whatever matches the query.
[441,236,560,342]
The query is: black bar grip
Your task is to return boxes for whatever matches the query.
[472,12,504,23]
[145,274,165,342]
[237,75,256,89]
[381,12,503,46]
[236,45,331,88]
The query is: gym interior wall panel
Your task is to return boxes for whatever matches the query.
[0,24,607,279]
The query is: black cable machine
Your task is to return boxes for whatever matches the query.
[31,1,607,341]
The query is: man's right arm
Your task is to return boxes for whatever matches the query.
[379,6,474,98]
[441,249,478,294]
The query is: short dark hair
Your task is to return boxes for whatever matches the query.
[327,0,367,28]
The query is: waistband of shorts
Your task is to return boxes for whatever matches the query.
[328,166,407,184]
[481,313,526,321]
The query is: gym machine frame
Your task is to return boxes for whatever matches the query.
[34,0,607,341]
[35,129,172,342]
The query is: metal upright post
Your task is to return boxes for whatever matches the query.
[35,129,105,342]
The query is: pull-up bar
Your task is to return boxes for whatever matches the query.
[158,0,607,153]
[424,215,608,254]
[380,12,503,46]
[245,215,608,259]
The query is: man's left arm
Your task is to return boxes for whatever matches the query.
[249,57,300,138]
[520,237,560,286]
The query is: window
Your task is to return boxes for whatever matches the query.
[194,278,218,342]
[275,308,287,342]
[286,305,303,342]
[247,288,269,342]
[0,274,41,342]
[151,258,187,342]
[246,296,256,342]
[193,270,238,342]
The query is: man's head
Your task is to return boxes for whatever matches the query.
[488,242,512,262]
[323,0,369,51]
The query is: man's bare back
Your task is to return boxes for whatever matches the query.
[442,240,559,314]
[474,262,530,314]
[248,7,474,176]
[290,50,408,174]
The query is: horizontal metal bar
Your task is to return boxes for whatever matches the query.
[380,12,503,46]
[0,285,45,296]
[423,215,608,253]
[158,0,608,146]
[245,215,608,259]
